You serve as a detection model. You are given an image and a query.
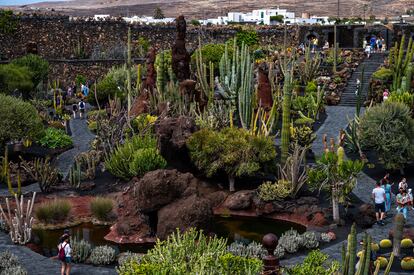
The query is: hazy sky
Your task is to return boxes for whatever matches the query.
[0,0,66,5]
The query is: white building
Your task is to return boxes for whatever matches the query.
[123,16,175,24]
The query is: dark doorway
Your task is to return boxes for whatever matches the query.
[338,28,354,48]
[328,31,335,47]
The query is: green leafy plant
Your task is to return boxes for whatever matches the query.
[372,67,393,81]
[187,127,276,192]
[38,128,73,149]
[0,64,33,97]
[117,228,262,275]
[90,197,114,221]
[359,101,414,171]
[0,94,43,146]
[388,91,414,109]
[35,199,71,224]
[192,43,230,70]
[0,10,18,35]
[235,29,259,47]
[286,250,340,275]
[105,135,166,180]
[257,180,291,201]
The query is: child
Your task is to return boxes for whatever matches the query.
[58,234,71,275]
[78,99,86,119]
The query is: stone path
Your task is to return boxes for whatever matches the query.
[0,232,116,275]
[54,110,95,180]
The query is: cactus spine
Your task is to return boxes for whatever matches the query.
[393,213,405,257]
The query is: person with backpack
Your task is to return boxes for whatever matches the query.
[78,99,86,119]
[58,234,71,275]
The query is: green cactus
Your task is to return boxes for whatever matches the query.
[156,51,166,95]
[7,169,21,196]
[281,71,293,163]
[126,27,132,114]
[405,63,413,91]
[363,234,371,275]
[69,161,82,189]
[136,63,142,94]
[238,42,254,130]
[393,213,405,257]
[384,253,394,275]
[345,223,357,275]
[391,36,414,91]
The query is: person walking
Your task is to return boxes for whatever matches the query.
[78,99,86,119]
[397,188,410,220]
[72,103,78,119]
[381,179,393,213]
[372,181,386,225]
[58,234,71,275]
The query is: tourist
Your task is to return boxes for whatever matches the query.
[322,41,329,51]
[312,37,318,53]
[381,37,386,52]
[396,188,409,220]
[399,178,408,192]
[377,37,383,52]
[58,234,71,275]
[78,99,86,119]
[72,103,78,119]
[370,36,377,53]
[408,189,414,210]
[365,44,371,58]
[381,179,393,213]
[363,39,367,49]
[372,181,386,225]
[383,89,389,101]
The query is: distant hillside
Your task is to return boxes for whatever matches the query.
[6,0,412,19]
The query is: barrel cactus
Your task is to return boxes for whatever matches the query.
[380,239,392,249]
[401,257,414,270]
[371,242,380,252]
[401,238,413,248]
[374,256,388,269]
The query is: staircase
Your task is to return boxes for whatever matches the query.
[339,53,386,106]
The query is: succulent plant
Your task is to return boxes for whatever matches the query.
[0,266,27,275]
[274,244,285,259]
[320,232,334,243]
[279,228,302,253]
[301,231,319,249]
[118,251,143,266]
[401,257,414,270]
[227,241,266,259]
[374,256,388,269]
[0,251,19,270]
[89,245,116,265]
[401,238,413,248]
[371,243,379,252]
[380,239,392,249]
[71,237,92,263]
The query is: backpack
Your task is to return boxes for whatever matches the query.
[79,101,85,109]
[58,243,67,261]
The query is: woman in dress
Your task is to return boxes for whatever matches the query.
[381,179,393,213]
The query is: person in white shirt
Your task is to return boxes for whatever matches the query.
[399,178,408,192]
[372,181,386,225]
[58,234,72,275]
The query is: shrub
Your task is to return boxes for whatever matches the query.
[372,67,393,81]
[48,121,65,130]
[191,44,229,70]
[0,94,43,145]
[1,266,27,275]
[11,54,49,87]
[305,81,318,94]
[38,128,73,149]
[388,91,414,108]
[187,127,276,191]
[105,135,166,180]
[379,239,392,248]
[35,199,71,224]
[19,157,61,193]
[90,197,113,221]
[0,251,19,270]
[71,237,92,263]
[89,245,116,265]
[0,64,33,96]
[235,29,259,47]
[116,228,263,274]
[278,229,302,253]
[227,241,266,259]
[258,180,291,201]
[88,75,122,105]
[359,101,414,170]
[87,121,97,132]
[286,250,340,275]
[87,109,107,121]
[118,252,143,266]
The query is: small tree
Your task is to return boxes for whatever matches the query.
[11,54,48,88]
[153,7,165,19]
[187,127,276,192]
[308,134,364,224]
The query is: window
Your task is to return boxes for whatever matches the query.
[261,12,264,18]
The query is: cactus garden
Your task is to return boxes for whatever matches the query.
[0,9,414,275]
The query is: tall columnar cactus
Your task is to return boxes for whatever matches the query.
[362,234,372,275]
[405,63,413,91]
[69,161,82,189]
[384,253,394,275]
[346,223,357,275]
[156,52,166,95]
[195,39,214,103]
[281,71,293,163]
[392,36,414,91]
[238,42,254,130]
[393,213,405,257]
[126,27,132,115]
[136,63,142,95]
[219,38,241,100]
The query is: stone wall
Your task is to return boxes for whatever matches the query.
[0,15,300,60]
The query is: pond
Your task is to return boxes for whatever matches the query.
[32,216,306,257]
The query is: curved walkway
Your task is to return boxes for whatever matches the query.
[282,105,414,274]
[54,111,95,180]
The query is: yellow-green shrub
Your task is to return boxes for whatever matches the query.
[90,197,114,221]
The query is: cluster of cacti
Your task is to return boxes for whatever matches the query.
[393,213,405,257]
[75,150,102,180]
[390,35,414,92]
[69,161,82,189]
[401,238,413,248]
[290,124,316,147]
[89,245,116,265]
[218,39,240,100]
[195,39,214,103]
[19,157,60,193]
[278,229,319,254]
[0,193,36,245]
[0,251,27,275]
[401,257,414,270]
[257,180,291,201]
[227,241,266,259]
[71,237,92,263]
[341,224,393,275]
[299,45,321,85]
[238,42,254,130]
